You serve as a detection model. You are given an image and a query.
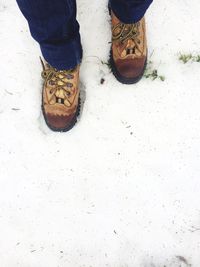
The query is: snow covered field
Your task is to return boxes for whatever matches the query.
[1,0,200,266]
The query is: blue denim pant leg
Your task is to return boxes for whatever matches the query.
[16,0,82,70]
[110,0,153,23]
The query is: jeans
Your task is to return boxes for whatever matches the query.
[16,0,153,70]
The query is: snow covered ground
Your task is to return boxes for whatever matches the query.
[1,0,200,266]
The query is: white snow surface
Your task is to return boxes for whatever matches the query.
[1,0,200,266]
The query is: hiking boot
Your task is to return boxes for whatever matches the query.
[110,11,147,84]
[41,59,80,132]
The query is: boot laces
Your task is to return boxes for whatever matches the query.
[112,22,141,53]
[40,57,75,105]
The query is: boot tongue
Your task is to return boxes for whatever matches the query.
[111,11,121,26]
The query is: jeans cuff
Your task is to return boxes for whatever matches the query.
[40,34,83,70]
[110,0,153,24]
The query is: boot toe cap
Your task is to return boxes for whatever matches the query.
[45,113,77,132]
[116,57,146,79]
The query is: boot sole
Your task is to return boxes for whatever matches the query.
[41,96,81,132]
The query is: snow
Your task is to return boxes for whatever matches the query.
[1,0,200,266]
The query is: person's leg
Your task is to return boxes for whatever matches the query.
[16,0,82,132]
[16,0,82,70]
[110,0,153,23]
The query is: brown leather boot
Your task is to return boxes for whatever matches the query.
[41,59,80,132]
[110,11,147,84]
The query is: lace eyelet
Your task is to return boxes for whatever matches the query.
[49,80,55,86]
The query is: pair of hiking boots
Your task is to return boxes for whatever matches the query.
[41,12,147,132]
